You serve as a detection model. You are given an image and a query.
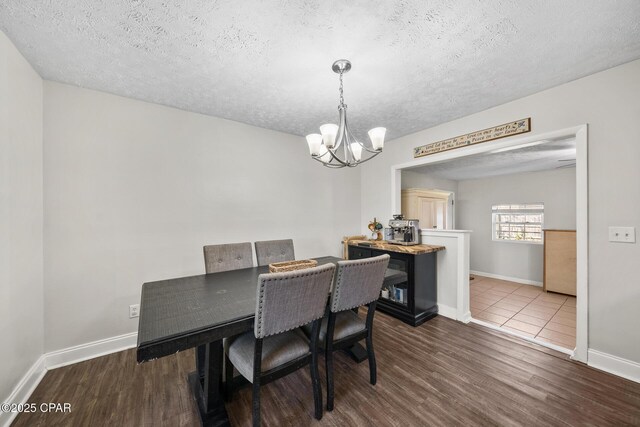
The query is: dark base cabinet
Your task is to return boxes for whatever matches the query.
[348,245,438,326]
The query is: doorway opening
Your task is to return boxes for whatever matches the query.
[391,125,588,362]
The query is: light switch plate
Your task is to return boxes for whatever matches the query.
[608,226,636,243]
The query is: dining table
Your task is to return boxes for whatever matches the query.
[136,255,408,426]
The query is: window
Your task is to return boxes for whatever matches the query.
[492,203,544,243]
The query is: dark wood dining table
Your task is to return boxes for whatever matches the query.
[136,256,407,426]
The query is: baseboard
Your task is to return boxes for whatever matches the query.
[45,331,138,370]
[437,304,457,320]
[438,304,471,323]
[470,270,542,287]
[588,349,640,384]
[1,332,138,427]
[0,355,47,427]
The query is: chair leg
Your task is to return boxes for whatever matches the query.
[325,347,334,411]
[365,302,378,386]
[224,352,233,402]
[325,314,336,411]
[310,349,323,420]
[252,338,263,427]
[366,332,377,385]
[308,318,324,419]
[252,378,261,427]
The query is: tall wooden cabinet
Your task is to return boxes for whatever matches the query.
[401,188,451,230]
[543,229,576,296]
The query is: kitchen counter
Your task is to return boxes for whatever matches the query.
[346,239,445,255]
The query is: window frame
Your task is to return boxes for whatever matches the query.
[491,203,545,245]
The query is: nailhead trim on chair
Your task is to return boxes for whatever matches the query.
[255,266,333,338]
[330,256,389,313]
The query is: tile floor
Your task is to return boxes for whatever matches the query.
[470,275,576,350]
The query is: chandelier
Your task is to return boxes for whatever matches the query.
[306,60,386,168]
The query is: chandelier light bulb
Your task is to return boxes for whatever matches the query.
[305,133,323,156]
[368,127,386,151]
[317,144,331,163]
[320,124,339,149]
[350,142,363,161]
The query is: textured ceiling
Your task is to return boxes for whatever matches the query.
[406,138,576,181]
[1,1,639,141]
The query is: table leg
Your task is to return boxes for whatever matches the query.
[188,340,230,427]
[341,308,369,362]
[196,345,206,379]
[344,343,368,363]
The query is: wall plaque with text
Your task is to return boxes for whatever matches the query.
[413,118,531,158]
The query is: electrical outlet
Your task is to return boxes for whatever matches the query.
[608,226,636,243]
[129,304,140,318]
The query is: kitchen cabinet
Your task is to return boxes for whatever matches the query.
[401,188,452,230]
[543,229,576,296]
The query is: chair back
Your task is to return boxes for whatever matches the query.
[203,242,253,274]
[330,254,390,313]
[254,239,295,266]
[255,263,335,338]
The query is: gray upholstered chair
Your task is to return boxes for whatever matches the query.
[254,239,295,266]
[203,242,253,273]
[199,243,254,379]
[315,254,390,411]
[224,263,335,427]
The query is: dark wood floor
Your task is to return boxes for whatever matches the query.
[13,313,640,426]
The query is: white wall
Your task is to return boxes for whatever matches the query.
[0,32,44,402]
[457,168,576,283]
[361,59,640,364]
[43,81,360,352]
[400,170,458,193]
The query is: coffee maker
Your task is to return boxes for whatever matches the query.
[387,215,420,246]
